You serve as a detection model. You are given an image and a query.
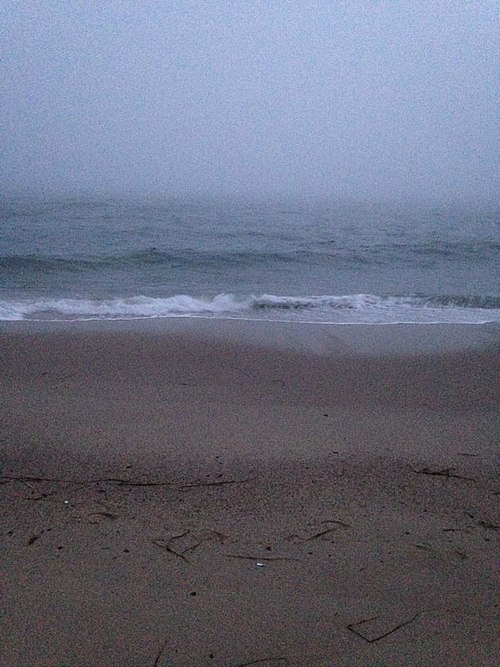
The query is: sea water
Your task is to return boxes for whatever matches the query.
[1,196,499,324]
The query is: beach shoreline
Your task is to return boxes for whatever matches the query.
[3,317,500,356]
[1,321,499,666]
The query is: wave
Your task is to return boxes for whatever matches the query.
[416,294,500,309]
[1,238,498,276]
[251,293,500,312]
[0,254,96,273]
[1,293,499,323]
[390,239,500,260]
[0,249,313,274]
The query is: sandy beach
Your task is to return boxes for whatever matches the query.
[1,320,499,667]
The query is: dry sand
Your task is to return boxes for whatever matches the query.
[1,321,499,667]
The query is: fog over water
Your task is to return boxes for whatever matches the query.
[1,1,498,202]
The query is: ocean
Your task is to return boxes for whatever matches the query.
[1,196,499,324]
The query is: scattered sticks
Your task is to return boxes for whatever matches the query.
[153,528,227,564]
[152,531,194,563]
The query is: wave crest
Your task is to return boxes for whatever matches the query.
[2,238,498,277]
[1,292,499,323]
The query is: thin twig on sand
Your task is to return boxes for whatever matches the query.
[152,531,193,563]
[347,611,423,643]
[442,527,470,533]
[225,554,300,562]
[409,466,475,481]
[236,658,287,666]
[89,511,119,520]
[0,474,255,489]
[0,475,172,487]
[287,520,351,543]
[153,638,169,667]
[1,475,78,484]
[179,477,255,490]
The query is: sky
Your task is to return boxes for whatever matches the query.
[1,0,498,201]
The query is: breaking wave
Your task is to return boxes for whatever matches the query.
[1,292,499,324]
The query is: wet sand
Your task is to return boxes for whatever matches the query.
[1,321,499,666]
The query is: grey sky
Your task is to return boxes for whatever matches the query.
[1,1,498,200]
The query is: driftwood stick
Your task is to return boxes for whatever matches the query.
[89,511,119,520]
[319,519,351,528]
[225,554,300,562]
[181,541,203,556]
[0,475,172,487]
[236,658,287,666]
[168,530,191,543]
[305,528,338,541]
[179,477,255,490]
[105,479,172,487]
[153,638,169,667]
[152,531,193,563]
[288,520,351,543]
[1,475,80,484]
[152,539,191,563]
[409,466,475,481]
[347,611,423,643]
[443,527,469,533]
[1,474,254,489]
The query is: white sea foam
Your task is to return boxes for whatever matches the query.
[0,294,246,320]
[1,293,499,324]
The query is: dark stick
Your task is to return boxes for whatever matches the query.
[347,611,423,643]
[409,466,475,481]
[152,531,193,563]
[153,638,169,667]
[0,475,173,487]
[236,658,287,667]
[152,539,191,563]
[179,477,255,490]
[225,554,300,562]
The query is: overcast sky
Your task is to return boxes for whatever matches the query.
[1,1,498,201]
